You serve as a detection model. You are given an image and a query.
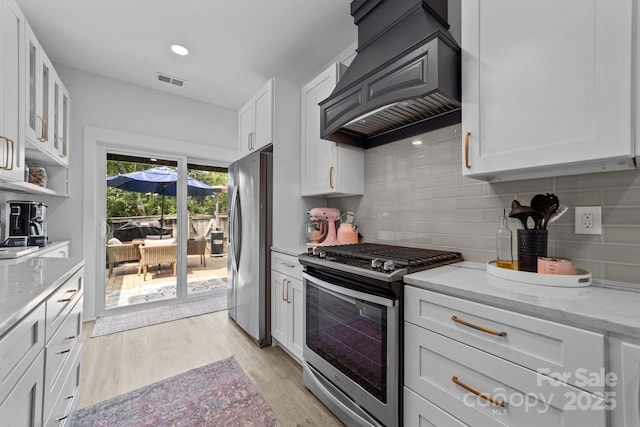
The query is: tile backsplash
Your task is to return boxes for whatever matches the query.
[329,124,640,285]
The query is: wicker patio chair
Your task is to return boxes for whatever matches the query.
[187,238,207,267]
[138,239,177,280]
[106,241,140,277]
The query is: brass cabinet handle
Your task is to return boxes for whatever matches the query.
[452,375,507,407]
[0,136,13,170]
[282,278,287,302]
[58,288,78,302]
[451,315,507,337]
[37,115,47,142]
[281,261,295,268]
[286,280,291,304]
[55,414,69,421]
[329,166,335,189]
[56,349,71,355]
[7,138,13,170]
[247,133,251,151]
[59,137,67,158]
[464,132,471,169]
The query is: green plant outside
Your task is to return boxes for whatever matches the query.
[106,161,228,219]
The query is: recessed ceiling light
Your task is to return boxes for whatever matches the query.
[171,44,189,56]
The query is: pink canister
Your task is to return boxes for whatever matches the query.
[537,257,573,275]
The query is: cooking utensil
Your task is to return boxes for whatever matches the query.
[546,205,568,226]
[509,204,538,229]
[538,193,560,229]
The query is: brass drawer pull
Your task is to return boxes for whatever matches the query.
[55,414,69,421]
[464,131,471,169]
[58,289,78,302]
[65,335,77,340]
[329,166,335,189]
[281,261,295,268]
[56,349,71,355]
[451,315,507,337]
[452,375,507,408]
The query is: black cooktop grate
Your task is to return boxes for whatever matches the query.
[319,243,462,269]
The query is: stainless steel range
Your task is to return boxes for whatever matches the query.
[299,243,462,426]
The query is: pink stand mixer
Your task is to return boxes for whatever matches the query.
[306,207,340,246]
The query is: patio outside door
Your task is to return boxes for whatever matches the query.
[103,153,228,311]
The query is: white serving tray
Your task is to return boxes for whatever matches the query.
[486,261,591,288]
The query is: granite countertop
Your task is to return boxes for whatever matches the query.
[404,262,640,339]
[0,256,84,336]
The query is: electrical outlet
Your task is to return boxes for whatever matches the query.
[575,206,602,235]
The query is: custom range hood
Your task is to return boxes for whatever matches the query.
[320,0,461,148]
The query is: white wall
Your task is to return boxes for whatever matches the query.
[45,65,238,319]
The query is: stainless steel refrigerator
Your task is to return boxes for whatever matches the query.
[227,146,272,347]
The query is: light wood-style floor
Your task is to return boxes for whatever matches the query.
[79,309,343,426]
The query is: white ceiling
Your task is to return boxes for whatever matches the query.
[16,1,357,110]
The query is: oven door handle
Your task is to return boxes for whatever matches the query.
[302,272,396,308]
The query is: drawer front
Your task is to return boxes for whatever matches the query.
[44,296,82,419]
[45,349,81,427]
[404,386,467,427]
[271,252,303,279]
[0,304,46,394]
[46,269,83,342]
[405,286,605,393]
[405,323,606,427]
[0,350,44,427]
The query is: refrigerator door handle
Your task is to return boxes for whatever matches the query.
[230,187,242,269]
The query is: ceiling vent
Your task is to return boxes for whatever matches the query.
[156,72,185,87]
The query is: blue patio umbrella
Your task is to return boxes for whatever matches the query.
[107,166,224,235]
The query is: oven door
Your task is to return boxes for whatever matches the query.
[302,272,399,427]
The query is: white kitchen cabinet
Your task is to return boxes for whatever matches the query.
[0,264,83,427]
[300,63,363,197]
[271,252,304,362]
[609,337,640,427]
[10,15,70,196]
[461,0,636,182]
[238,79,273,158]
[0,0,25,183]
[51,74,69,166]
[404,284,607,426]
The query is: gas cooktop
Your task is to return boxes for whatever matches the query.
[299,243,463,282]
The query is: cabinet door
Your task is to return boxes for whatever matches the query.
[0,0,24,182]
[462,0,635,181]
[24,22,40,146]
[301,64,339,196]
[238,101,253,158]
[271,270,288,345]
[287,277,303,361]
[251,79,273,152]
[0,350,44,427]
[38,51,54,154]
[612,340,640,427]
[51,77,69,166]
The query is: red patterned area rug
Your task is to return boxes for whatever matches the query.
[70,357,280,427]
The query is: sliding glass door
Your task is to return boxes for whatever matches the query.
[102,152,228,313]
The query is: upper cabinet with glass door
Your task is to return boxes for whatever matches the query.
[24,20,70,167]
[51,70,69,166]
[0,0,26,183]
[461,0,637,182]
[17,17,70,195]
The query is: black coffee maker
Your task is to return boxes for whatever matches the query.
[6,201,48,247]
